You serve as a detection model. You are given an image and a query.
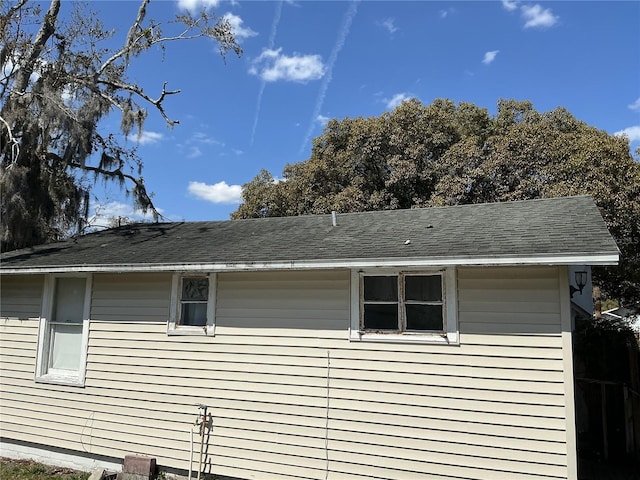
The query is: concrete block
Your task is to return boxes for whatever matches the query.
[88,468,105,480]
[122,455,156,479]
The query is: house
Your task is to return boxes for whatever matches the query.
[0,196,619,480]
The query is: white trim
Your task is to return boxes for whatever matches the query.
[349,267,459,345]
[34,275,52,382]
[35,274,91,387]
[445,266,459,344]
[168,272,216,336]
[0,253,619,275]
[559,266,578,479]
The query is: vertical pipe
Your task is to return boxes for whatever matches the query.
[188,428,194,480]
[197,408,206,480]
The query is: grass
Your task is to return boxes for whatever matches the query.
[0,458,89,480]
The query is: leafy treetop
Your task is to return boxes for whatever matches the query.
[233,98,640,304]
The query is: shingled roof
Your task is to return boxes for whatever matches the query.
[0,196,619,273]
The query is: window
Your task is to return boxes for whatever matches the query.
[36,275,91,385]
[169,273,216,335]
[350,268,458,344]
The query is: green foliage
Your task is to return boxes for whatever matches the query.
[574,315,637,382]
[601,299,620,311]
[234,98,640,304]
[0,0,241,252]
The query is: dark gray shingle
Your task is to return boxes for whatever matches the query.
[0,196,619,271]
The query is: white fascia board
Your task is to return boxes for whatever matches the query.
[0,253,619,274]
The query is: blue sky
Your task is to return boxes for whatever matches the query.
[86,0,640,224]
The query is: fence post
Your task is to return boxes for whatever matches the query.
[601,382,608,460]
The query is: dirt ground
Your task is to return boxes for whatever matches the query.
[0,457,89,480]
[2,456,640,480]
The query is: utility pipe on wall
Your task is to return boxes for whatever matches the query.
[196,404,208,480]
[188,426,194,480]
[188,404,208,480]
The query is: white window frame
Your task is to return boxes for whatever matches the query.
[350,267,458,344]
[168,273,216,336]
[35,274,92,386]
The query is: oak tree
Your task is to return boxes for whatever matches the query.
[233,99,640,304]
[0,0,240,251]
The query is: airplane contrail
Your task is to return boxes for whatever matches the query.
[299,0,359,155]
[250,0,283,146]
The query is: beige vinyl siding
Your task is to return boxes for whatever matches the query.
[0,274,43,320]
[0,267,571,480]
[0,275,43,386]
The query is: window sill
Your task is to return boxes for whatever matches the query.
[167,326,215,336]
[35,374,85,387]
[349,330,459,345]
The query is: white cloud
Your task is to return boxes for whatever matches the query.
[222,13,257,41]
[177,0,219,11]
[129,131,163,145]
[2,56,45,87]
[176,131,226,158]
[502,0,519,12]
[628,98,640,112]
[521,4,558,29]
[1,59,15,81]
[188,181,242,204]
[187,146,202,158]
[439,8,455,19]
[249,48,325,83]
[191,132,223,145]
[614,126,640,142]
[385,93,413,110]
[316,114,330,126]
[378,18,397,34]
[91,201,159,223]
[482,50,500,65]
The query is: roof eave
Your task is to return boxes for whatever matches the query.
[0,252,619,274]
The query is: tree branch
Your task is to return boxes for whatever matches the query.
[45,151,162,221]
[96,1,219,78]
[0,0,29,30]
[0,113,20,167]
[97,0,150,76]
[13,0,60,94]
[96,78,180,126]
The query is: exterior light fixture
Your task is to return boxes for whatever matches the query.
[570,270,588,298]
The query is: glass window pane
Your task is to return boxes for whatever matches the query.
[363,304,398,330]
[406,304,444,331]
[364,276,398,301]
[181,303,207,326]
[405,275,442,302]
[182,278,209,301]
[52,278,86,323]
[49,323,83,371]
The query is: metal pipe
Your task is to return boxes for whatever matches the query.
[196,404,208,480]
[188,426,194,480]
[197,421,204,480]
